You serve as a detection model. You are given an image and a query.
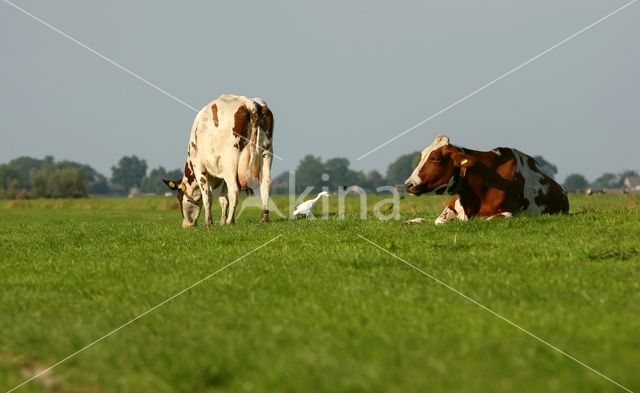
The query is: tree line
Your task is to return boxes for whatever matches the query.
[563,171,639,193]
[0,155,180,199]
[0,153,637,199]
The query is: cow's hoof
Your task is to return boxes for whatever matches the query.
[405,218,425,225]
[260,215,269,223]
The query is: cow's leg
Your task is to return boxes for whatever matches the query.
[218,181,229,225]
[433,197,468,224]
[196,175,213,227]
[259,152,272,223]
[434,206,457,225]
[223,176,239,225]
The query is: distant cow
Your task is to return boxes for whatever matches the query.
[404,134,568,224]
[164,94,274,228]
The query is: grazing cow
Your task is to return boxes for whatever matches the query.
[164,94,274,228]
[404,134,568,224]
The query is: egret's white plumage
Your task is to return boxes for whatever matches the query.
[292,191,329,218]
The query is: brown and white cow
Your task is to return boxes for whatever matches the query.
[404,134,568,224]
[164,94,274,228]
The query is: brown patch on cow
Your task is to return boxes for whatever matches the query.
[190,142,198,153]
[234,138,246,150]
[260,105,274,139]
[184,161,196,183]
[233,106,250,138]
[211,104,219,127]
[200,176,207,184]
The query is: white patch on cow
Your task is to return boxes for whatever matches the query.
[492,149,502,156]
[434,207,456,225]
[251,97,267,107]
[405,134,450,186]
[434,198,468,224]
[454,198,468,221]
[486,212,513,220]
[434,198,469,225]
[512,149,549,215]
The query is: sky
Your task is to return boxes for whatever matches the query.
[1,0,638,183]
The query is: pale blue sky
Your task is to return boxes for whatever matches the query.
[1,1,638,182]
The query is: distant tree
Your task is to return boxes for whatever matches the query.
[0,156,108,198]
[0,164,18,192]
[53,161,107,195]
[323,158,350,186]
[87,172,109,195]
[591,172,618,189]
[111,155,147,193]
[30,165,54,197]
[563,174,589,193]
[50,167,87,198]
[271,171,291,194]
[364,170,385,189]
[294,155,324,193]
[0,156,51,191]
[323,157,366,190]
[386,151,419,186]
[30,161,88,198]
[533,155,558,179]
[6,179,20,199]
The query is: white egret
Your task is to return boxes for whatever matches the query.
[292,191,330,218]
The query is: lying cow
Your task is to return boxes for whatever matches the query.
[164,94,274,228]
[404,134,568,224]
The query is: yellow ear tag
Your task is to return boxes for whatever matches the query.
[180,183,187,192]
[460,158,469,166]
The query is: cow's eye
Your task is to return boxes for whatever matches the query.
[429,154,441,162]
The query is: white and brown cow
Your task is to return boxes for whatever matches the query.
[164,94,274,228]
[405,134,568,224]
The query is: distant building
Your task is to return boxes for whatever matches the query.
[623,176,640,191]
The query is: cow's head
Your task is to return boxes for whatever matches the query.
[405,134,475,196]
[163,177,202,228]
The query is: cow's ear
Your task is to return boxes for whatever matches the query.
[452,153,475,168]
[163,179,180,190]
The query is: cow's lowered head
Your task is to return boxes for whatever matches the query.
[163,177,202,228]
[404,134,475,196]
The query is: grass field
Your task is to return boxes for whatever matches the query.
[1,194,639,392]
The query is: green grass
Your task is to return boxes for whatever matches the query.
[1,194,639,392]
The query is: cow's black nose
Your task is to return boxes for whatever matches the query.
[405,182,415,192]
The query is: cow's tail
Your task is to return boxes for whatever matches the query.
[247,105,262,185]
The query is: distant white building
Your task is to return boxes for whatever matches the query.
[623,176,640,191]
